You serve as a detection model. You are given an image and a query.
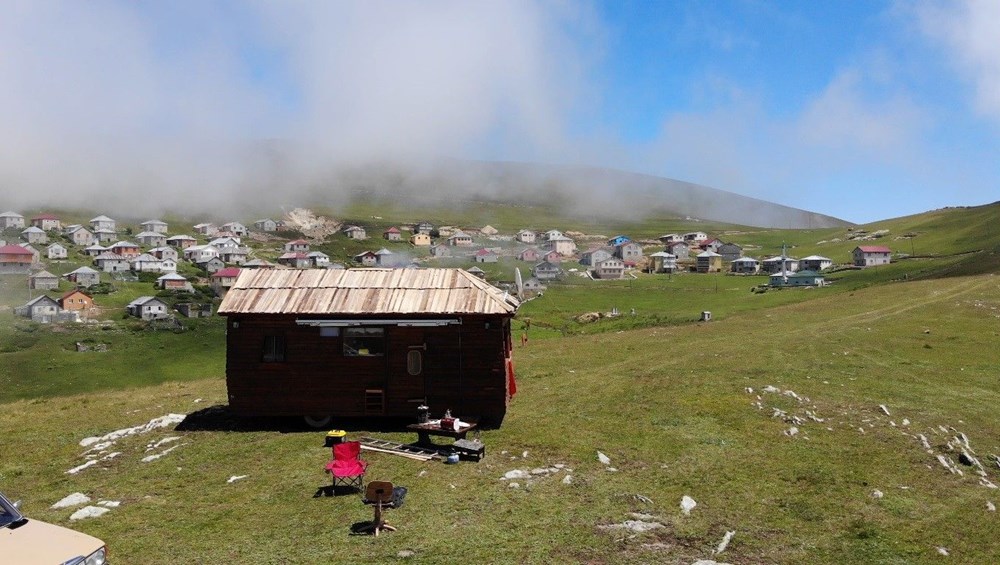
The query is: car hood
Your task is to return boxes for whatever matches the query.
[0,518,104,562]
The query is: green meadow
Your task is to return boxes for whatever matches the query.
[1,201,998,563]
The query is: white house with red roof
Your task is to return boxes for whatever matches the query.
[210,267,242,289]
[852,246,891,267]
[284,239,310,253]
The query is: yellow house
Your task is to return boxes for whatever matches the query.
[410,233,431,246]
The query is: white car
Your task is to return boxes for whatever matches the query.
[0,491,108,564]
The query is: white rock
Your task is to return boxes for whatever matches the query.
[530,468,550,475]
[502,469,530,480]
[141,444,183,463]
[879,405,890,416]
[508,482,520,489]
[693,560,733,565]
[52,493,90,509]
[227,475,248,484]
[79,413,185,448]
[763,385,779,393]
[680,495,697,515]
[562,475,573,485]
[418,470,428,477]
[902,419,910,426]
[987,501,996,512]
[872,490,884,499]
[597,451,611,465]
[715,530,735,554]
[397,550,415,558]
[97,500,121,508]
[599,520,663,533]
[66,460,98,475]
[69,506,109,520]
[606,467,618,472]
[937,547,949,556]
[522,450,529,458]
[785,427,799,437]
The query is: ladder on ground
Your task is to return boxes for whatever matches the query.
[358,437,439,461]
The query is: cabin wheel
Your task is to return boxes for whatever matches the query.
[303,415,332,429]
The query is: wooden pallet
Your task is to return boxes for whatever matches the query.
[358,437,440,461]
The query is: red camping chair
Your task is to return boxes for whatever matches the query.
[325,441,367,491]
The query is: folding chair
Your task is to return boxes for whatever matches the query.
[325,440,367,492]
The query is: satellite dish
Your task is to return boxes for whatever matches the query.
[514,267,524,299]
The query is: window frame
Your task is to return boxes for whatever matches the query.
[343,327,385,357]
[262,334,287,363]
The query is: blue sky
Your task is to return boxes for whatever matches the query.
[0,1,997,223]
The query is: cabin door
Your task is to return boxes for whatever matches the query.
[388,327,427,414]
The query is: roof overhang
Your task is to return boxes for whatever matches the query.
[296,318,462,327]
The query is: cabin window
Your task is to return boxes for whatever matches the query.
[407,350,422,375]
[343,327,384,356]
[262,335,286,362]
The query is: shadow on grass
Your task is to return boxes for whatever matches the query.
[313,485,362,498]
[174,404,416,434]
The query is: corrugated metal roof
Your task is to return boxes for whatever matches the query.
[218,268,519,316]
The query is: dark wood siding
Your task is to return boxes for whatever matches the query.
[225,314,512,425]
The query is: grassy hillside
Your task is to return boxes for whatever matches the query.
[1,274,998,563]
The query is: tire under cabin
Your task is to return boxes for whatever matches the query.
[217,268,520,427]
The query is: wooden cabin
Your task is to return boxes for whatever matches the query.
[217,268,520,427]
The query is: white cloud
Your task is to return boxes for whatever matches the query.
[914,0,1000,123]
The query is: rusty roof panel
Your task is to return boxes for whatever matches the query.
[218,268,519,315]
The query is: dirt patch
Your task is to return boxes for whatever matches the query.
[283,208,343,241]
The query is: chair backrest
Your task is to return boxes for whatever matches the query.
[365,481,394,504]
[333,440,361,461]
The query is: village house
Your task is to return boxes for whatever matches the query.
[730,257,761,274]
[217,268,519,426]
[184,245,220,263]
[47,242,67,260]
[197,257,226,274]
[545,234,576,256]
[614,241,643,264]
[15,295,62,323]
[696,251,723,273]
[717,242,743,262]
[593,257,625,279]
[516,229,536,244]
[761,256,800,274]
[343,225,367,240]
[648,251,678,273]
[140,219,169,234]
[29,270,59,290]
[308,251,331,267]
[414,221,434,235]
[278,252,312,269]
[219,247,249,265]
[135,231,168,248]
[89,215,116,232]
[700,238,724,253]
[0,211,25,229]
[193,223,216,236]
[799,255,833,271]
[429,244,451,258]
[853,246,891,267]
[580,247,613,267]
[19,243,41,265]
[383,227,402,241]
[0,244,36,274]
[410,232,431,246]
[533,261,562,280]
[242,258,275,269]
[30,214,61,231]
[369,249,392,267]
[221,221,248,236]
[285,239,310,252]
[474,249,498,263]
[94,229,117,244]
[448,231,474,246]
[665,241,690,260]
[67,226,95,246]
[516,248,539,262]
[466,266,486,279]
[210,267,242,290]
[522,277,546,292]
[83,243,107,257]
[94,252,130,272]
[607,235,631,247]
[167,234,197,248]
[770,270,826,288]
[127,296,170,320]
[354,251,378,267]
[542,229,564,241]
[683,231,708,243]
[209,236,242,250]
[157,272,191,290]
[658,233,683,244]
[175,302,213,318]
[436,226,456,237]
[66,266,101,287]
[131,253,170,273]
[21,226,48,244]
[148,246,179,262]
[61,224,82,236]
[60,290,94,315]
[254,219,278,232]
[541,250,562,264]
[109,241,140,258]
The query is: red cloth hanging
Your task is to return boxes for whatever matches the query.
[506,358,517,397]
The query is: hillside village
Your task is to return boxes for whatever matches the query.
[0,208,897,324]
